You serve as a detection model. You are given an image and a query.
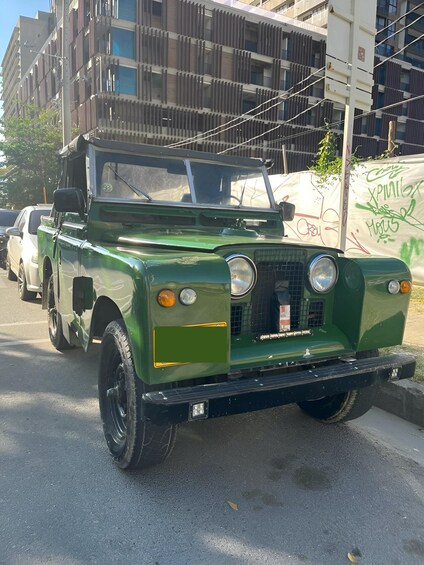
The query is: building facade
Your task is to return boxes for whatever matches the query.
[2,0,424,173]
[1,10,53,117]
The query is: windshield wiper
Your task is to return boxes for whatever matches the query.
[107,164,153,201]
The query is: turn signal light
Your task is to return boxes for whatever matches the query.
[399,280,412,294]
[157,289,176,307]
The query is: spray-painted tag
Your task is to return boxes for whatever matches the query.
[279,304,291,332]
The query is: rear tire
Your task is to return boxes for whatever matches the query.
[297,350,379,423]
[18,263,37,301]
[98,319,177,470]
[6,255,17,281]
[47,275,72,351]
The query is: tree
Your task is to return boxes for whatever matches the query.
[0,104,62,209]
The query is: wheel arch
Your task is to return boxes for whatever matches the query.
[91,296,123,341]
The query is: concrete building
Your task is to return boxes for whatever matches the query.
[241,0,424,68]
[1,0,423,173]
[1,10,53,117]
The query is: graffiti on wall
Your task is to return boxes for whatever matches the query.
[269,154,424,285]
[356,163,424,245]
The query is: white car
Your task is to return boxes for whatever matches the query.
[6,205,52,301]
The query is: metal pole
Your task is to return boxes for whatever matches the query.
[388,120,396,156]
[282,144,288,175]
[61,0,71,146]
[338,3,360,251]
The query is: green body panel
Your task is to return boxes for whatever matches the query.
[335,257,411,351]
[38,209,412,386]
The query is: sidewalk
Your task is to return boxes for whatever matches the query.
[373,303,424,427]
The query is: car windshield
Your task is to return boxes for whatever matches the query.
[0,210,19,227]
[96,152,271,209]
[28,209,51,235]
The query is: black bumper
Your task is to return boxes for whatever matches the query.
[142,353,416,425]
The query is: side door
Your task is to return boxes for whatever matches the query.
[54,153,89,338]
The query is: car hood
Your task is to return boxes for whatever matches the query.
[106,228,342,254]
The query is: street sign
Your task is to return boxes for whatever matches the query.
[325,0,377,112]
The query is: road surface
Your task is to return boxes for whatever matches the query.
[0,270,423,564]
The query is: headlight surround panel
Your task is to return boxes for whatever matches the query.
[226,254,257,298]
[308,254,338,293]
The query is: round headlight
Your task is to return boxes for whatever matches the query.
[226,254,257,298]
[308,254,338,293]
[179,288,197,305]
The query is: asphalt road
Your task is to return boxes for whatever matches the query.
[0,270,423,565]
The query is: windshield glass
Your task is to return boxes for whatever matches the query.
[96,152,271,209]
[190,162,270,208]
[28,209,51,235]
[0,210,20,227]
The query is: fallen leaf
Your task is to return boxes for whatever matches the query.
[347,548,362,563]
[227,500,238,511]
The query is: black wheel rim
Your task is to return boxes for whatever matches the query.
[48,282,58,339]
[106,353,128,454]
[18,265,24,296]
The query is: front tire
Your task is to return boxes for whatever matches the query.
[297,350,379,423]
[98,320,177,470]
[18,263,37,301]
[47,275,72,350]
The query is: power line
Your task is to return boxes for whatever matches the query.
[376,1,424,36]
[265,92,424,148]
[172,75,324,149]
[217,99,324,155]
[166,66,325,148]
[375,31,424,67]
[375,13,424,47]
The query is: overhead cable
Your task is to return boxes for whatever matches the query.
[165,66,325,148]
[376,13,424,47]
[376,1,424,36]
[217,99,324,155]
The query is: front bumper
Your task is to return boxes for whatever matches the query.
[141,353,416,425]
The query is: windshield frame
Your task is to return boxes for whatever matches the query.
[92,148,276,211]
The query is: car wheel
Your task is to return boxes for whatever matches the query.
[297,350,379,423]
[6,254,17,281]
[47,275,72,350]
[98,319,177,470]
[18,263,37,301]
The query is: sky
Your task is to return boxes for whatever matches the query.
[0,0,51,66]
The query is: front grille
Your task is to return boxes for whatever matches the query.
[230,248,325,337]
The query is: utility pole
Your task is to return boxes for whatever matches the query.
[61,0,71,146]
[387,120,396,156]
[281,145,288,174]
[325,0,376,251]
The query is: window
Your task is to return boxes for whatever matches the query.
[251,64,264,86]
[115,0,136,22]
[111,27,135,59]
[151,73,162,101]
[143,0,162,17]
[388,0,397,15]
[117,66,137,95]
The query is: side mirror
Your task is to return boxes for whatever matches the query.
[54,188,85,215]
[278,201,296,222]
[6,227,22,237]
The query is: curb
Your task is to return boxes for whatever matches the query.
[374,379,424,428]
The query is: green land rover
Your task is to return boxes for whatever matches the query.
[38,136,416,470]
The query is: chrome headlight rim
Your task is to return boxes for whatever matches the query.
[225,253,257,299]
[308,254,339,294]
